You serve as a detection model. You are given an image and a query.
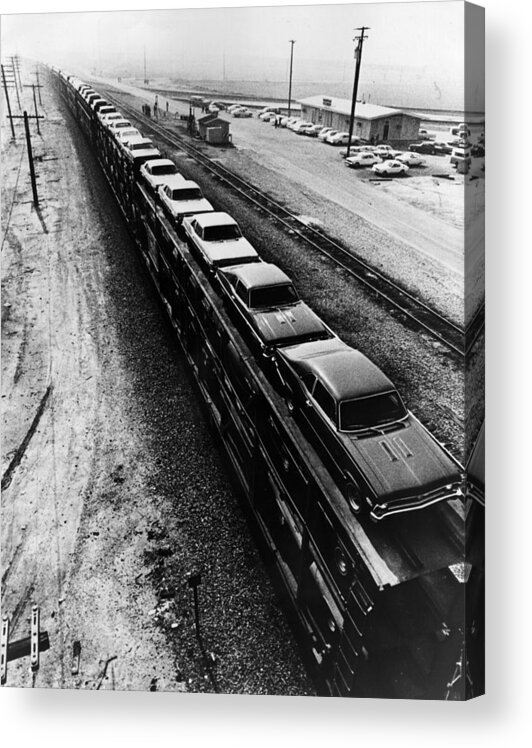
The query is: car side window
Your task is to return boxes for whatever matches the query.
[235,281,248,304]
[312,380,336,423]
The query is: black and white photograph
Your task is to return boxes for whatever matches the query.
[1,0,485,705]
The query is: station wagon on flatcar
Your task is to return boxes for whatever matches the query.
[183,212,259,269]
[158,180,213,224]
[217,262,335,357]
[274,339,463,521]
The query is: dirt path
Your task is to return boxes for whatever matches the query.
[1,67,311,694]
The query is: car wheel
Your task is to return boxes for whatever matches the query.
[346,483,362,514]
[286,398,295,413]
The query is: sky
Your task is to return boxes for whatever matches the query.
[1,2,482,111]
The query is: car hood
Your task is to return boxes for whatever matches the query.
[250,302,329,345]
[339,418,462,504]
[168,198,213,217]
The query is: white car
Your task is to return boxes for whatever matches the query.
[345,152,382,168]
[158,180,213,224]
[107,119,133,134]
[318,127,335,141]
[371,160,409,176]
[227,104,243,113]
[140,159,183,192]
[373,144,402,159]
[292,121,314,134]
[100,111,123,125]
[325,131,350,145]
[123,137,161,163]
[115,127,142,146]
[182,212,259,269]
[396,152,425,167]
[232,107,253,118]
[259,111,278,122]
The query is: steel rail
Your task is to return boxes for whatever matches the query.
[102,90,471,358]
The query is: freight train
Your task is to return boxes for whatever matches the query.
[51,67,484,699]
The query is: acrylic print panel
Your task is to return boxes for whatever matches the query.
[0,1,484,698]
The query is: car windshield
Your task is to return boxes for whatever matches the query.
[339,391,407,431]
[248,284,298,308]
[203,224,242,241]
[171,188,202,201]
[152,164,178,175]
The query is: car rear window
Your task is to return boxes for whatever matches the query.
[203,224,242,241]
[339,391,407,431]
[130,141,154,151]
[152,164,178,175]
[249,284,298,308]
[171,188,202,201]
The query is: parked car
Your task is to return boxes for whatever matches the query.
[418,128,435,140]
[339,144,374,158]
[183,212,259,270]
[227,104,242,113]
[409,141,439,154]
[317,127,336,141]
[304,124,324,137]
[217,262,335,357]
[259,111,277,122]
[287,118,304,131]
[395,152,425,166]
[433,141,454,155]
[100,111,123,126]
[371,160,409,176]
[158,180,213,224]
[274,338,462,520]
[232,107,253,118]
[122,137,161,164]
[257,106,280,118]
[345,152,382,169]
[139,159,184,193]
[374,144,402,159]
[292,121,314,134]
[325,131,350,146]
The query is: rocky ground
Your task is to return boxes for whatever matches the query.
[1,66,312,694]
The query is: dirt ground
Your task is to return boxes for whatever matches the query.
[1,67,311,694]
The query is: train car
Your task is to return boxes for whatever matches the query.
[51,69,475,699]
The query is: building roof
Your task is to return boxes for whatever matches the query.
[222,262,292,290]
[297,96,421,122]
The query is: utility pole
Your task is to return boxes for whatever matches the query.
[347,26,370,159]
[143,46,148,85]
[32,85,40,135]
[287,40,296,118]
[1,64,16,139]
[23,111,39,208]
[35,66,42,105]
[9,58,21,110]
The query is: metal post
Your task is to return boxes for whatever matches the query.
[347,27,369,159]
[23,111,39,208]
[287,40,295,118]
[32,85,40,135]
[36,67,42,105]
[1,64,16,139]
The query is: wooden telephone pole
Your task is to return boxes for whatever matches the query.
[347,26,370,159]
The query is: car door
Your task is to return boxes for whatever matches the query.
[300,378,347,485]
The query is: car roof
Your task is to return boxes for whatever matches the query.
[144,158,176,169]
[280,341,395,402]
[220,262,292,289]
[166,179,199,191]
[193,211,236,228]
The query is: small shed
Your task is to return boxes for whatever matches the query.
[297,96,422,146]
[197,113,230,144]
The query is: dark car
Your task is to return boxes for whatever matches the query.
[433,141,454,155]
[217,262,335,357]
[409,141,438,154]
[274,338,463,520]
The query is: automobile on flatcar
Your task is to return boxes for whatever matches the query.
[217,262,336,358]
[139,159,184,193]
[274,338,463,520]
[122,137,161,166]
[108,118,133,134]
[116,127,143,146]
[158,180,213,225]
[183,212,259,270]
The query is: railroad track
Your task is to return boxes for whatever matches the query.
[102,89,478,359]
